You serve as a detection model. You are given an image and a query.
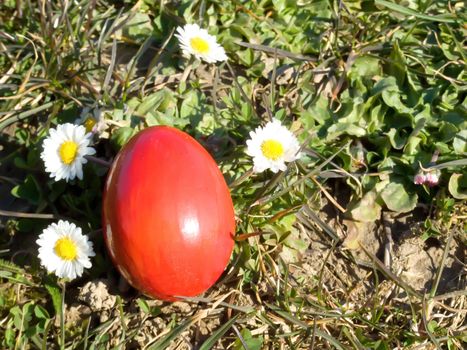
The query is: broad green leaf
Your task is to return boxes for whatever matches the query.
[388,41,406,85]
[380,182,418,213]
[43,277,62,316]
[122,12,153,42]
[386,128,407,150]
[327,123,367,140]
[305,94,331,125]
[453,130,467,155]
[371,77,398,96]
[404,136,421,155]
[137,92,166,116]
[4,323,15,347]
[382,89,412,114]
[348,55,381,79]
[11,174,41,205]
[180,90,201,119]
[448,173,467,199]
[34,305,50,320]
[110,127,135,150]
[437,122,458,142]
[146,108,188,128]
[349,190,382,222]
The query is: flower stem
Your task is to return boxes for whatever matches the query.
[85,155,111,168]
[60,282,66,350]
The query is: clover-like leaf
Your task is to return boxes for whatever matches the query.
[349,190,382,222]
[380,182,418,213]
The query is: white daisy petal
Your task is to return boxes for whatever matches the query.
[245,119,301,173]
[175,23,227,63]
[40,123,96,182]
[36,220,95,280]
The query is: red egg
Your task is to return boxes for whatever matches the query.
[102,126,235,300]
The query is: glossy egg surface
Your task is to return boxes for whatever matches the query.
[103,126,235,300]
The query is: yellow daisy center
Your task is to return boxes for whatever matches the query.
[261,139,284,160]
[59,141,79,165]
[54,237,78,261]
[190,37,210,54]
[83,117,97,133]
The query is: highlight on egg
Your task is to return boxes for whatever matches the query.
[102,126,235,300]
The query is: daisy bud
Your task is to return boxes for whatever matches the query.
[425,171,440,187]
[413,173,426,185]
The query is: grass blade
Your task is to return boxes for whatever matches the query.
[147,317,196,350]
[266,304,346,350]
[375,0,455,23]
[198,314,240,350]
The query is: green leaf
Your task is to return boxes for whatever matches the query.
[327,123,367,140]
[437,122,458,142]
[146,108,187,127]
[303,94,331,126]
[137,92,166,116]
[348,55,381,79]
[387,41,406,85]
[233,329,263,350]
[34,305,50,320]
[179,90,210,128]
[448,173,467,199]
[453,130,467,155]
[385,128,407,150]
[380,182,418,213]
[137,89,176,118]
[4,322,15,347]
[136,298,150,314]
[110,127,135,150]
[11,174,42,205]
[375,0,455,23]
[371,76,398,96]
[43,277,61,316]
[199,314,240,350]
[122,12,153,42]
[381,88,412,114]
[349,190,382,222]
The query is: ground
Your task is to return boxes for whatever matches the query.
[0,0,466,349]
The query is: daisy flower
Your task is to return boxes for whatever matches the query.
[75,107,107,136]
[40,123,96,182]
[37,220,95,280]
[175,23,227,63]
[246,119,301,173]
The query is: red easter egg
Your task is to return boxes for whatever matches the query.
[102,126,235,300]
